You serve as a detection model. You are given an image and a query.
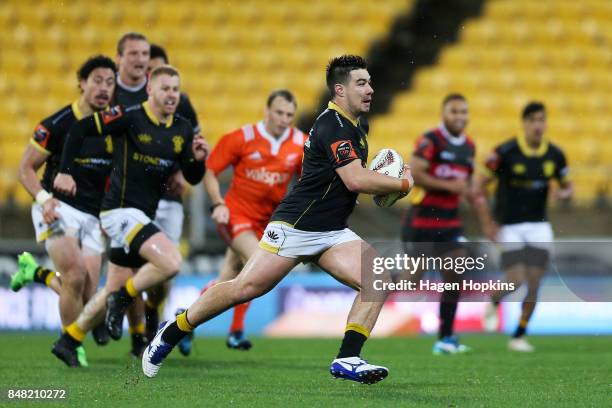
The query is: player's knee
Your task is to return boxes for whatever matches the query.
[234,280,264,304]
[161,250,182,277]
[62,267,86,293]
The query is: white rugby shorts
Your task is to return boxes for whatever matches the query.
[31,201,105,254]
[100,208,154,253]
[498,221,554,252]
[259,221,362,258]
[153,199,184,245]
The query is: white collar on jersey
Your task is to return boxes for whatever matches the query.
[117,74,147,92]
[438,122,466,146]
[256,121,291,156]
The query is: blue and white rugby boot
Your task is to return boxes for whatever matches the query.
[142,321,175,378]
[432,336,471,355]
[329,356,389,384]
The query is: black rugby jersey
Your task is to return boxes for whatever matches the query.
[31,101,113,215]
[113,76,200,133]
[113,76,200,202]
[483,137,569,225]
[112,77,148,109]
[60,102,205,218]
[272,101,368,232]
[403,125,475,230]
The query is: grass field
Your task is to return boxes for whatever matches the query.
[0,333,609,407]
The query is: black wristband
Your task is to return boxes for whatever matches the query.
[209,202,225,214]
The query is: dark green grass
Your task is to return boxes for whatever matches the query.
[0,333,609,407]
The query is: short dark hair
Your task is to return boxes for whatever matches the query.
[117,32,148,55]
[522,101,546,119]
[150,65,180,81]
[326,55,367,97]
[77,55,117,81]
[266,89,297,108]
[150,44,169,63]
[442,93,466,107]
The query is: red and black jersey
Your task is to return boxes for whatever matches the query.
[403,125,475,230]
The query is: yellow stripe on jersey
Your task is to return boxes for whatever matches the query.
[143,101,173,128]
[93,112,102,134]
[327,101,358,127]
[29,139,51,155]
[517,135,548,158]
[71,100,84,120]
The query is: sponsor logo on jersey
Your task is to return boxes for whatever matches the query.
[440,150,456,161]
[285,153,298,165]
[33,124,50,144]
[172,135,184,154]
[120,220,129,232]
[543,160,555,177]
[138,133,152,144]
[105,135,113,153]
[245,167,290,186]
[248,151,262,161]
[100,106,122,124]
[331,140,358,164]
[132,152,173,167]
[512,163,527,175]
[433,164,469,179]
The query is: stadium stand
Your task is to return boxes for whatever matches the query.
[0,0,414,206]
[369,0,612,204]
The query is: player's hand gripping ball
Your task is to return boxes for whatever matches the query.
[368,148,410,207]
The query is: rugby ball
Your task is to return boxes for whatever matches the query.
[368,148,405,207]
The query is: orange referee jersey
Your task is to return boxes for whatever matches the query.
[207,121,306,223]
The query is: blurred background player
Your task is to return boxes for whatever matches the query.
[401,93,476,355]
[112,33,203,349]
[50,65,207,367]
[144,43,203,342]
[11,55,117,365]
[194,89,305,352]
[475,101,572,352]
